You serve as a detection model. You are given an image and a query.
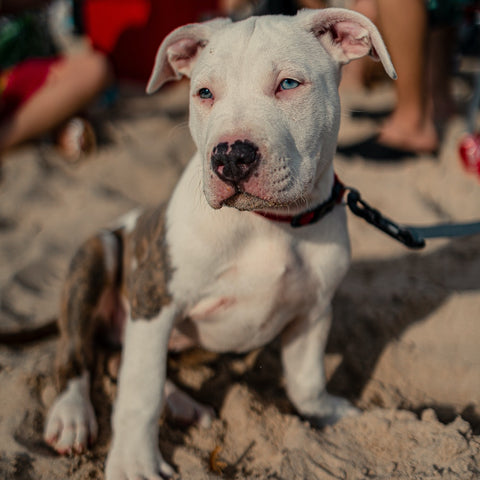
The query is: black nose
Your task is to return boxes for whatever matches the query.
[211,140,260,184]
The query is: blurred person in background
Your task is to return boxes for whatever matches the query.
[0,0,113,165]
[222,0,471,161]
[0,0,222,169]
[337,0,473,160]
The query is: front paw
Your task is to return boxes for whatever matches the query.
[303,393,360,428]
[44,378,98,455]
[105,439,175,480]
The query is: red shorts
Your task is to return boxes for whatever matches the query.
[0,57,61,122]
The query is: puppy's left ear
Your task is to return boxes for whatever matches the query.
[147,18,232,94]
[297,8,397,79]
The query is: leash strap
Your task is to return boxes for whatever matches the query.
[255,175,480,249]
[345,187,480,249]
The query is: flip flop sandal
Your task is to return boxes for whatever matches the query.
[350,108,392,121]
[337,134,419,161]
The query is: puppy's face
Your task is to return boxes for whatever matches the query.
[147,9,396,212]
[188,16,341,211]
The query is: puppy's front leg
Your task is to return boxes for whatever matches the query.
[105,304,177,480]
[281,306,359,426]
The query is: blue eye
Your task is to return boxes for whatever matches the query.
[279,78,300,91]
[198,88,213,99]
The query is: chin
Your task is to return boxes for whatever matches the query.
[222,193,284,211]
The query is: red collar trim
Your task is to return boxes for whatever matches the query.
[255,175,345,228]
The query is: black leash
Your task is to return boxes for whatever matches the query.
[345,187,480,249]
[255,175,479,249]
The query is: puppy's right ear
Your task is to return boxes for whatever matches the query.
[146,18,231,94]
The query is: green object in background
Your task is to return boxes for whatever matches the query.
[0,11,57,70]
[426,0,473,26]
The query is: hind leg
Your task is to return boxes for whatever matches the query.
[44,230,123,454]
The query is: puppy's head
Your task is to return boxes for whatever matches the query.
[147,9,396,212]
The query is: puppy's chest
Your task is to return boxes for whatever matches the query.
[182,238,317,352]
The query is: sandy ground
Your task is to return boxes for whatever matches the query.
[0,80,479,479]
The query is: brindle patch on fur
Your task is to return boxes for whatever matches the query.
[56,235,113,391]
[123,205,172,320]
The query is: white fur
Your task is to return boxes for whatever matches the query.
[48,9,395,479]
[108,9,395,479]
[110,207,142,233]
[106,305,177,480]
[99,230,118,276]
[44,372,97,455]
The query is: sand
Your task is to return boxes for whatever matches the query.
[0,80,479,479]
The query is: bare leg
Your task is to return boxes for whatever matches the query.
[427,25,456,125]
[0,51,112,153]
[376,0,438,153]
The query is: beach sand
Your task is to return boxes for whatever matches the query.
[0,80,479,479]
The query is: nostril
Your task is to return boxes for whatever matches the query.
[211,140,260,183]
[212,142,229,157]
[230,140,258,165]
[211,145,227,176]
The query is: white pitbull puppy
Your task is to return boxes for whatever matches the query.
[44,8,396,479]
